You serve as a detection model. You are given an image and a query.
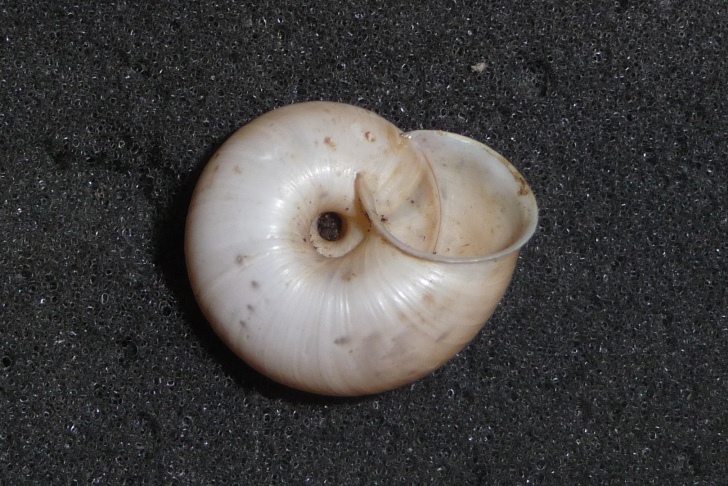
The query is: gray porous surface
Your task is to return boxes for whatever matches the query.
[1,1,726,484]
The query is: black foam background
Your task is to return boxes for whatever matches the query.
[1,1,726,484]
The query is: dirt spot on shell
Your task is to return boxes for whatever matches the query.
[334,336,350,345]
[324,136,336,149]
[251,281,260,290]
[436,330,450,343]
[422,293,436,307]
[514,171,531,196]
[364,131,376,142]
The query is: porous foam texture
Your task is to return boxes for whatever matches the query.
[1,1,726,483]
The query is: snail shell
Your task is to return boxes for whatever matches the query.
[185,102,537,396]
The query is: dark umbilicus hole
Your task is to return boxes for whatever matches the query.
[317,212,345,241]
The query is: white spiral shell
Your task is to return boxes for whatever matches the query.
[185,102,537,396]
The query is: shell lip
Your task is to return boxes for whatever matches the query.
[356,130,539,264]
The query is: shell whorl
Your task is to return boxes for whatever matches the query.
[185,102,537,396]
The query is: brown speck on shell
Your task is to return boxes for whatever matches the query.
[334,336,350,345]
[422,293,436,307]
[514,171,531,196]
[324,136,336,149]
